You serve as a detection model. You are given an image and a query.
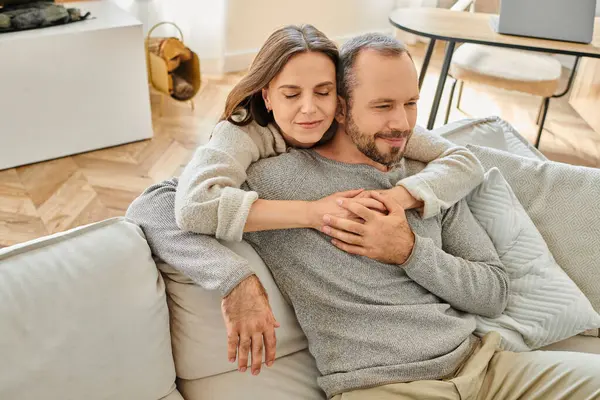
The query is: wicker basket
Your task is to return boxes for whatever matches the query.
[145,22,201,110]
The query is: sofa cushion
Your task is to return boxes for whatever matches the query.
[435,116,546,161]
[466,145,600,313]
[177,349,325,400]
[0,217,180,400]
[433,116,509,151]
[160,239,308,380]
[540,335,600,355]
[466,168,600,351]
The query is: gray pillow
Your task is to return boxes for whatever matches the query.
[466,144,600,312]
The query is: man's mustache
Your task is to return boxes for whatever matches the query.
[375,130,412,139]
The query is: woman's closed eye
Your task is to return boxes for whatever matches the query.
[284,91,330,99]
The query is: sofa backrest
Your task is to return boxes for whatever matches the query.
[0,218,182,400]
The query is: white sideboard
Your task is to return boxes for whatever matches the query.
[0,1,153,170]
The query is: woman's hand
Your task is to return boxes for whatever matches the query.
[357,186,422,211]
[307,189,387,230]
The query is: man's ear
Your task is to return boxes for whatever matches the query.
[335,96,347,124]
[262,88,271,111]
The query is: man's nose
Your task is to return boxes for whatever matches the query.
[388,107,410,132]
[300,95,317,114]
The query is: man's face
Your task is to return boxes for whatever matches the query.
[340,50,419,167]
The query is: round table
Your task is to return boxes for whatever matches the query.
[389,8,600,130]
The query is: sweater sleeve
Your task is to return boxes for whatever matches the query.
[399,127,485,219]
[125,178,254,297]
[175,121,287,242]
[401,199,509,318]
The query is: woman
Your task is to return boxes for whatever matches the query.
[126,24,484,375]
[172,24,484,243]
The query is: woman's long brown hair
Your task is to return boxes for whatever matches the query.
[220,24,339,128]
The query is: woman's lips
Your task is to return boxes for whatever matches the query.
[296,120,323,129]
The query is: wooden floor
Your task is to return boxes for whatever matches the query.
[1,42,599,248]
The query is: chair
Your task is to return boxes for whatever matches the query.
[444,0,579,149]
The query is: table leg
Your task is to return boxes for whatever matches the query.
[552,56,581,99]
[419,38,436,90]
[427,41,456,130]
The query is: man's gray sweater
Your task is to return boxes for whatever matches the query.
[127,148,509,399]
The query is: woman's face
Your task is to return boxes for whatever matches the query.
[262,51,338,148]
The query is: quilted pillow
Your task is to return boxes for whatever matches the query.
[466,144,600,312]
[466,168,600,351]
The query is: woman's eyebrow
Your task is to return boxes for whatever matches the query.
[278,81,334,90]
[315,81,334,88]
[278,85,301,89]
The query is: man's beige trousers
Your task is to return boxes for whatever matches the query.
[332,332,600,400]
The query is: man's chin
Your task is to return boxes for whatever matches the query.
[375,143,404,164]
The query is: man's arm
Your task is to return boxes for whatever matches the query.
[323,192,508,318]
[127,178,254,296]
[402,199,509,318]
[125,178,279,376]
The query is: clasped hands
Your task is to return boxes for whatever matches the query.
[309,186,416,265]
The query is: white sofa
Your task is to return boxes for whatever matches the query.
[1,118,599,400]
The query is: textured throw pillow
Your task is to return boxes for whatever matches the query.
[435,116,546,161]
[467,168,600,351]
[467,144,600,313]
[434,116,510,151]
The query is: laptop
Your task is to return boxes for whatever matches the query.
[490,0,597,44]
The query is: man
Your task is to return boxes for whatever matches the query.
[127,34,600,399]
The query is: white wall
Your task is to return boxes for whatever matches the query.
[113,0,599,74]
[112,0,434,74]
[111,0,227,74]
[223,0,402,72]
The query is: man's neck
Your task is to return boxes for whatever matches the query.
[314,126,389,172]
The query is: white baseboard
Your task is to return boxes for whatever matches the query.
[200,57,224,75]
[223,29,397,73]
[223,50,256,74]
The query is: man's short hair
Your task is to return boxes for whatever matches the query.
[337,33,411,105]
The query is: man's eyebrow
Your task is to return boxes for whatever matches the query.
[368,98,395,105]
[278,81,334,90]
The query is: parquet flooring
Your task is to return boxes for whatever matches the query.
[1,42,598,248]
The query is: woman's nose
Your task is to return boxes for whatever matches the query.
[300,95,317,114]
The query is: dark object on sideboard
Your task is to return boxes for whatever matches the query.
[0,1,91,33]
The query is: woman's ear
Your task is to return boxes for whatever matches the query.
[335,96,347,124]
[262,88,271,111]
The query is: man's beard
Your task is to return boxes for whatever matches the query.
[345,111,412,167]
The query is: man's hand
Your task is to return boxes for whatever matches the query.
[321,191,415,265]
[307,189,387,229]
[221,275,280,376]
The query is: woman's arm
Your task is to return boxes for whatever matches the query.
[396,127,485,219]
[177,120,349,241]
[175,120,296,241]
